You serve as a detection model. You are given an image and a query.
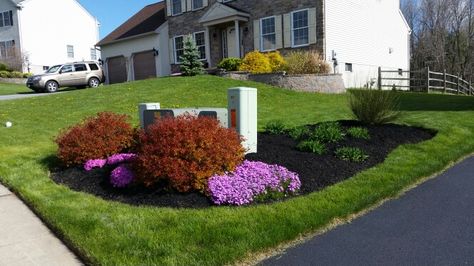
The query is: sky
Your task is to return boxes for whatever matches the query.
[77,0,162,39]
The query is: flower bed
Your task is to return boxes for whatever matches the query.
[51,120,435,208]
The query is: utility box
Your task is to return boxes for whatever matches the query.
[142,108,228,129]
[138,103,161,128]
[228,87,257,154]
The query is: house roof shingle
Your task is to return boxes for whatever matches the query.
[97,1,166,46]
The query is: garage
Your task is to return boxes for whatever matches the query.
[133,50,157,80]
[107,56,127,84]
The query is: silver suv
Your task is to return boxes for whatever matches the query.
[26,61,104,93]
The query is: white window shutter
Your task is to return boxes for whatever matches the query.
[203,0,209,7]
[283,13,291,48]
[169,38,175,64]
[275,15,283,49]
[309,8,317,44]
[187,0,192,11]
[253,19,260,51]
[181,0,186,13]
[166,0,172,16]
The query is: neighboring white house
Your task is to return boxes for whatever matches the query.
[97,2,170,84]
[0,0,100,74]
[325,0,411,88]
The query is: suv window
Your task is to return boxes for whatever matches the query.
[88,63,99,71]
[74,64,87,72]
[61,65,73,73]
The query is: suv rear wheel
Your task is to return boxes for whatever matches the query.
[45,81,59,93]
[88,77,100,88]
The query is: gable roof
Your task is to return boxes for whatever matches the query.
[199,2,249,26]
[97,1,166,46]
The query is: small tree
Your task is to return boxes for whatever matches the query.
[180,35,204,76]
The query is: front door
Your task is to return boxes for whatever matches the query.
[222,26,242,59]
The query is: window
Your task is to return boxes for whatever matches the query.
[193,0,203,10]
[174,36,184,63]
[194,31,206,60]
[0,11,13,28]
[61,65,73,73]
[90,48,97,60]
[260,16,276,51]
[67,45,74,58]
[0,40,15,58]
[172,0,182,15]
[89,63,99,71]
[398,68,403,76]
[292,9,309,47]
[74,64,87,72]
[0,42,5,58]
[345,63,353,72]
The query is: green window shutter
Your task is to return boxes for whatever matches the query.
[169,38,175,64]
[166,0,172,16]
[253,19,260,51]
[181,0,186,13]
[283,13,291,48]
[309,8,317,44]
[275,15,283,49]
[187,0,192,11]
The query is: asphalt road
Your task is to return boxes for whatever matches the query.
[262,156,474,266]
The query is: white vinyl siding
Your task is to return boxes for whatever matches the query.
[260,16,276,51]
[291,9,309,47]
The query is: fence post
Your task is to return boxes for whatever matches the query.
[377,66,382,90]
[443,69,447,94]
[426,67,430,93]
[457,74,460,95]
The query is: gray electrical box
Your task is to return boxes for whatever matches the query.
[143,108,228,129]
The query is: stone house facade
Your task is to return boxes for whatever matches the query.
[165,0,323,72]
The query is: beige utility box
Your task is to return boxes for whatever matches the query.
[228,87,258,154]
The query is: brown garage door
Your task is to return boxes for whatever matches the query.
[133,51,157,81]
[107,56,127,84]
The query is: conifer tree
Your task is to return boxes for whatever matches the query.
[180,35,204,76]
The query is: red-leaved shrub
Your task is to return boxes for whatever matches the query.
[55,112,135,166]
[133,114,245,193]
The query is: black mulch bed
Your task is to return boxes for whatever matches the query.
[50,120,436,208]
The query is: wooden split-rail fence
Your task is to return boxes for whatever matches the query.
[378,67,473,96]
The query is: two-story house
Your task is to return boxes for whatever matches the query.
[98,0,410,88]
[165,0,410,88]
[0,0,100,74]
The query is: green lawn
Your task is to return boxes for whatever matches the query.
[0,76,473,265]
[0,82,31,95]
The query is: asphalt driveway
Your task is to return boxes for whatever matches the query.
[262,156,474,266]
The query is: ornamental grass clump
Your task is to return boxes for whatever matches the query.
[133,114,245,193]
[207,160,301,206]
[55,112,135,166]
[310,122,345,143]
[348,89,401,125]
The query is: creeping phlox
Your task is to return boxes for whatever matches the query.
[207,160,301,206]
[84,153,137,188]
